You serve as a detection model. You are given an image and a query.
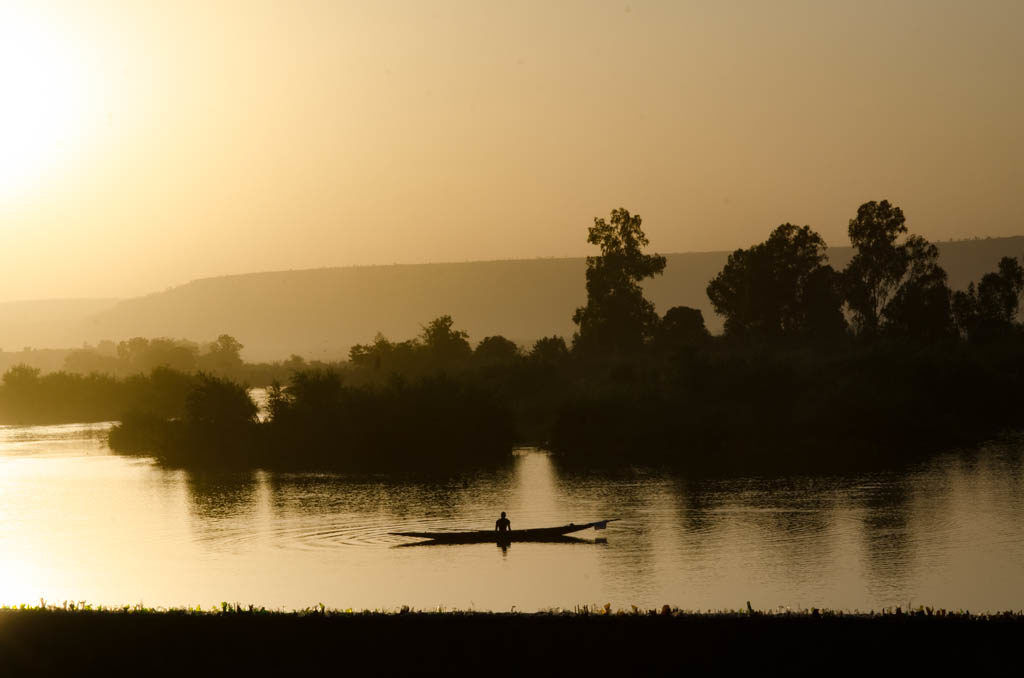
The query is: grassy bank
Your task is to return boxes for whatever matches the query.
[1,605,1021,674]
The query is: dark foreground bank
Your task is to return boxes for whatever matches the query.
[1,607,1021,675]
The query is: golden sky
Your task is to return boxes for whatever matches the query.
[0,0,1021,302]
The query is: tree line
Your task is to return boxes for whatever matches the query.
[575,201,1023,352]
[60,334,322,385]
[15,199,1024,471]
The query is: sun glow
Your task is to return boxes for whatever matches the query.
[0,6,96,199]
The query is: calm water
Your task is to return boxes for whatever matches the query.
[1,421,1022,612]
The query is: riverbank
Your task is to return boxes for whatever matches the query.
[1,606,1020,674]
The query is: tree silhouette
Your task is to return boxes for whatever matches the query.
[2,364,41,389]
[656,306,710,349]
[474,336,521,365]
[880,236,954,340]
[349,333,397,370]
[572,208,666,354]
[528,336,569,365]
[203,334,244,372]
[112,337,201,373]
[843,201,955,339]
[184,373,257,427]
[706,223,845,339]
[420,315,472,365]
[953,256,1024,341]
[978,257,1024,323]
[844,200,909,334]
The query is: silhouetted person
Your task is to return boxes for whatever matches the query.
[495,511,511,534]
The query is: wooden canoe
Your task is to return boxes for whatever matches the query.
[391,519,617,544]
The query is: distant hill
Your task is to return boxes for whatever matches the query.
[1,238,1021,363]
[66,237,1023,361]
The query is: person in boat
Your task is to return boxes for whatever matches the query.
[495,511,511,534]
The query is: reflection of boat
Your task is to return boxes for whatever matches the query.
[391,520,618,544]
[394,535,593,548]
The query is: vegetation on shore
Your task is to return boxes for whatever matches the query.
[9,599,1021,618]
[0,336,336,425]
[59,333,329,386]
[2,603,1020,674]
[6,199,1024,472]
[0,365,196,425]
[108,369,515,471]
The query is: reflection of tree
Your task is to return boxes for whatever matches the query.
[185,470,259,522]
[673,478,723,538]
[553,463,654,528]
[263,467,517,526]
[552,464,666,598]
[740,478,837,585]
[859,476,914,598]
[676,477,839,588]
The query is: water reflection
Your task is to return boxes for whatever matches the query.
[739,480,838,591]
[186,470,260,520]
[2,423,1023,611]
[857,475,914,599]
[673,477,725,537]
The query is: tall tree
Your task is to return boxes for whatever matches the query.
[706,223,845,339]
[572,208,666,353]
[844,200,953,339]
[843,200,909,334]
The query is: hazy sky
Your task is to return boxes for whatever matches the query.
[1,0,1021,302]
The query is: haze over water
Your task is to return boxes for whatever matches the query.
[2,421,1021,612]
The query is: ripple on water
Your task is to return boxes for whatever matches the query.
[1,430,1024,612]
[193,515,453,551]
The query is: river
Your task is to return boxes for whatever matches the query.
[1,421,1022,612]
